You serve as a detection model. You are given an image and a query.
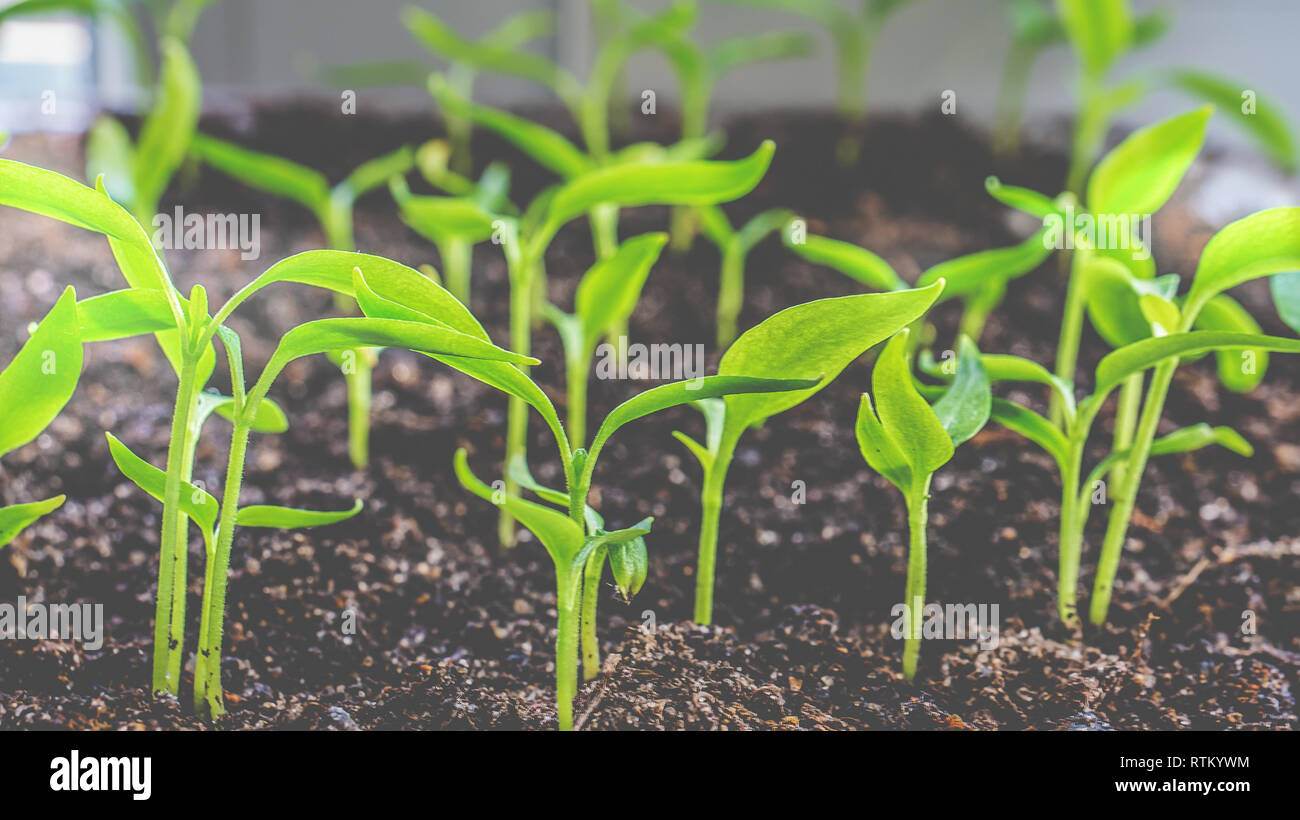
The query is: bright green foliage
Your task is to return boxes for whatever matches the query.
[0,286,82,546]
[675,281,946,624]
[190,133,415,468]
[857,332,990,680]
[977,206,1300,628]
[87,38,201,224]
[545,233,668,445]
[388,169,500,305]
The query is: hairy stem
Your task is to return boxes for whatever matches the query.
[153,355,198,696]
[163,396,201,694]
[500,266,534,548]
[902,482,929,682]
[1052,251,1086,425]
[1109,372,1143,490]
[1057,437,1086,630]
[197,418,252,718]
[580,544,605,681]
[555,568,579,731]
[669,205,697,255]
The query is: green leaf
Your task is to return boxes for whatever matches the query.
[1083,255,1179,347]
[351,266,569,454]
[545,141,775,229]
[855,392,913,493]
[0,496,65,548]
[1168,71,1297,172]
[0,158,146,246]
[718,283,944,433]
[1192,294,1267,392]
[979,354,1076,419]
[1271,273,1300,335]
[191,133,331,214]
[984,176,1063,219]
[587,375,818,466]
[1153,423,1252,459]
[237,499,363,528]
[77,288,176,342]
[707,31,814,79]
[210,393,289,434]
[989,398,1067,467]
[917,230,1052,299]
[1086,106,1210,216]
[785,233,905,292]
[405,7,574,98]
[735,208,795,253]
[575,233,667,345]
[931,335,991,447]
[1094,330,1300,399]
[454,448,585,566]
[506,453,571,508]
[133,38,201,220]
[1056,0,1133,78]
[390,177,497,245]
[870,331,953,485]
[429,76,588,179]
[0,287,82,458]
[1186,208,1300,318]
[85,115,136,207]
[257,317,536,397]
[338,145,415,202]
[105,432,218,535]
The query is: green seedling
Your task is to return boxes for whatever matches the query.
[0,287,81,547]
[708,0,914,164]
[675,281,947,625]
[949,206,1300,629]
[444,140,775,547]
[544,233,668,447]
[697,205,794,347]
[0,158,530,709]
[189,133,415,467]
[587,0,812,251]
[784,218,1051,343]
[419,1,722,260]
[388,153,513,305]
[348,255,814,729]
[104,293,528,717]
[303,8,554,175]
[857,332,990,680]
[86,37,200,226]
[1000,0,1297,192]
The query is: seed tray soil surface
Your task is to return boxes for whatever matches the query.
[0,109,1297,730]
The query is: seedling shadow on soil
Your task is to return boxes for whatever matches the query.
[0,110,1296,730]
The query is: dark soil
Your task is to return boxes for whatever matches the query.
[1,107,1296,730]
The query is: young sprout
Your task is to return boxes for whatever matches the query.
[349,258,815,729]
[544,233,668,446]
[443,140,776,546]
[86,37,201,226]
[697,205,794,347]
[1045,0,1295,193]
[421,1,718,260]
[857,332,990,680]
[587,0,812,250]
[675,281,947,625]
[954,206,1300,628]
[0,287,81,547]
[708,0,914,164]
[783,220,1051,343]
[189,134,415,467]
[388,160,509,305]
